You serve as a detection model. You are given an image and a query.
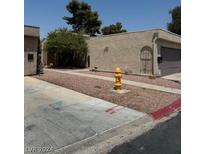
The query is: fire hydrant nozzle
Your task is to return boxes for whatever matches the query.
[114,67,122,90]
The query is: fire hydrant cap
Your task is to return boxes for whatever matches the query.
[115,67,121,73]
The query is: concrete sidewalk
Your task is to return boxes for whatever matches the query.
[25,77,151,154]
[45,69,181,94]
[162,73,181,82]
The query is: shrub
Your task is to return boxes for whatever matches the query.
[46,28,88,68]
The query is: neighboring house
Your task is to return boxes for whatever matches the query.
[24,25,40,75]
[42,29,181,76]
[87,29,181,76]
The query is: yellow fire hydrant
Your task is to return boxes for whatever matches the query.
[114,67,122,90]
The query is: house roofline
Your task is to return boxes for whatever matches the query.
[24,25,40,29]
[90,28,180,38]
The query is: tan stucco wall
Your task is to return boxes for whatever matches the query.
[24,52,37,75]
[24,35,38,75]
[24,36,38,52]
[87,29,181,75]
[24,25,39,75]
[87,30,154,74]
[24,26,40,37]
[157,30,181,44]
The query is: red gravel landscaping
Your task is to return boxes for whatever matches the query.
[79,71,180,89]
[34,70,180,113]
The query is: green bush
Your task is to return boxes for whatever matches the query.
[46,28,88,68]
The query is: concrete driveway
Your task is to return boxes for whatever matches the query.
[24,77,148,154]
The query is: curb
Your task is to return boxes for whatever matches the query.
[150,98,181,120]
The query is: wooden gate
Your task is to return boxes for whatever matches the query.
[140,46,153,75]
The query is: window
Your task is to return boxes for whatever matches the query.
[28,54,34,62]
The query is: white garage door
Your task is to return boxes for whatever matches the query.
[159,47,181,76]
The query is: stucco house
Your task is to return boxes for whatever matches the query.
[24,25,40,75]
[87,29,181,76]
[42,29,181,76]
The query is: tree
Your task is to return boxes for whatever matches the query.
[37,38,43,74]
[167,6,181,35]
[101,22,127,35]
[46,28,88,68]
[63,0,102,36]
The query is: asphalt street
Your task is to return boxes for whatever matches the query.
[108,112,181,154]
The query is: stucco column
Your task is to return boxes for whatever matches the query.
[152,33,160,76]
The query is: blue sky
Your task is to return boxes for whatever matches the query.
[25,0,180,38]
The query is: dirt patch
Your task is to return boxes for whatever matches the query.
[34,70,180,113]
[80,71,180,89]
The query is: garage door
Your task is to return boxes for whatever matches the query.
[159,47,181,76]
